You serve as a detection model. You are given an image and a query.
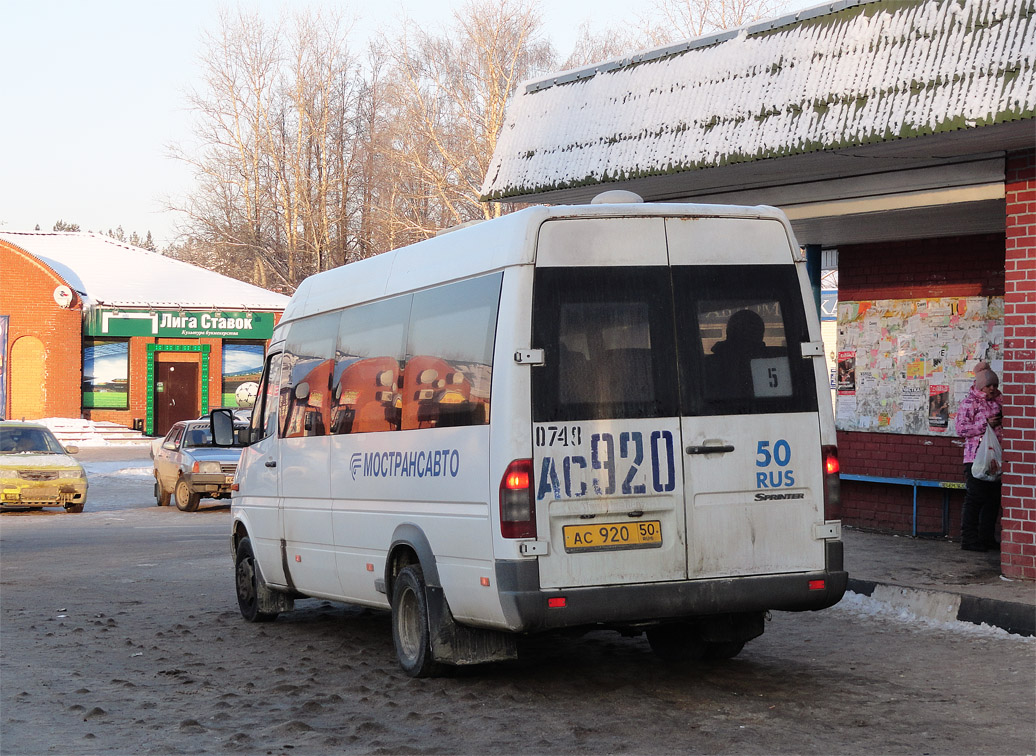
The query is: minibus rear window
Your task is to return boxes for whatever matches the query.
[533,267,678,422]
[673,265,818,416]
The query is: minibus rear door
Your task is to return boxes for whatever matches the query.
[531,218,689,590]
[666,217,827,579]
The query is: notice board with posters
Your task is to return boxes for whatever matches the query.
[835,296,1004,436]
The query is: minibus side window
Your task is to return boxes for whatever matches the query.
[533,267,678,422]
[280,313,339,438]
[674,265,818,416]
[332,295,412,435]
[403,273,502,430]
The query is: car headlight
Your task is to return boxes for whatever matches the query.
[195,461,222,474]
[66,467,86,479]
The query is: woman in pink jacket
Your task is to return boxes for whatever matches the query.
[953,369,1004,552]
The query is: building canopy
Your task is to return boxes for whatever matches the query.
[482,0,1035,206]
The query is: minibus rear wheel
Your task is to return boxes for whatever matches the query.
[235,537,278,623]
[646,623,706,663]
[702,640,745,660]
[391,565,444,678]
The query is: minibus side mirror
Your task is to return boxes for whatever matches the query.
[210,409,237,447]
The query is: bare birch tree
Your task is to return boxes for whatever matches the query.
[171,6,359,289]
[169,0,789,289]
[386,0,555,238]
[563,21,651,69]
[640,0,787,44]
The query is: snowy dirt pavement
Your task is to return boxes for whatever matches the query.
[1,452,1033,755]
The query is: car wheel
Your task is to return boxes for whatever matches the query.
[646,623,706,663]
[174,478,200,512]
[235,537,278,622]
[64,502,85,513]
[391,565,444,678]
[155,480,171,507]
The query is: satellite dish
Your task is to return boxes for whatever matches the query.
[53,286,74,308]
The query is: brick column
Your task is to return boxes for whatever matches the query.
[1002,148,1036,580]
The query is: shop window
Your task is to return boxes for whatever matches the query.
[222,342,265,408]
[83,339,129,409]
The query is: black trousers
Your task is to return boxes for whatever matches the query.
[961,463,1002,548]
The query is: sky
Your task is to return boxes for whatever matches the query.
[1,0,816,250]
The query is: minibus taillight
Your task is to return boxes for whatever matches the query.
[500,459,536,539]
[822,445,840,517]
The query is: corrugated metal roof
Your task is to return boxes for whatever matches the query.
[0,231,289,310]
[482,0,1035,201]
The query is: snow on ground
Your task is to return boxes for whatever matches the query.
[82,460,153,478]
[833,590,1033,642]
[35,417,153,447]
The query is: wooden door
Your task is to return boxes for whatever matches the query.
[154,362,199,436]
[10,336,45,420]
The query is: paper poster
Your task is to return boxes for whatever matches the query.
[928,385,949,430]
[901,384,926,411]
[836,394,857,423]
[836,296,1003,437]
[837,352,856,394]
[857,370,879,391]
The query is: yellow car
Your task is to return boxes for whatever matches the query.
[0,421,88,513]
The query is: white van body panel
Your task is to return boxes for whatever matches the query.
[488,267,536,562]
[534,417,687,589]
[234,348,285,586]
[280,435,340,598]
[328,425,502,623]
[681,415,824,577]
[663,216,794,266]
[280,209,547,323]
[536,217,668,267]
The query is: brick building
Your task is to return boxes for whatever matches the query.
[481,0,1035,577]
[0,232,287,437]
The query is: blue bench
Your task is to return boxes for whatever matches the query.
[840,474,965,537]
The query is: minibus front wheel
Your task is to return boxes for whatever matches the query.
[235,537,279,623]
[391,565,445,678]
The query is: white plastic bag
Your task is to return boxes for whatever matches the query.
[972,425,1002,481]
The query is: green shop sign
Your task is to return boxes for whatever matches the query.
[86,308,275,339]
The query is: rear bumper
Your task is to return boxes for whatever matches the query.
[494,540,848,633]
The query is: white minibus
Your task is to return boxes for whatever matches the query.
[214,193,847,677]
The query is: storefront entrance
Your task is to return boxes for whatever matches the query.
[146,345,210,437]
[153,362,199,436]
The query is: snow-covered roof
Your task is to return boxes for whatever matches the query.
[0,231,289,310]
[482,0,1035,201]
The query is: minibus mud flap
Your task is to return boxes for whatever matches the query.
[425,586,517,665]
